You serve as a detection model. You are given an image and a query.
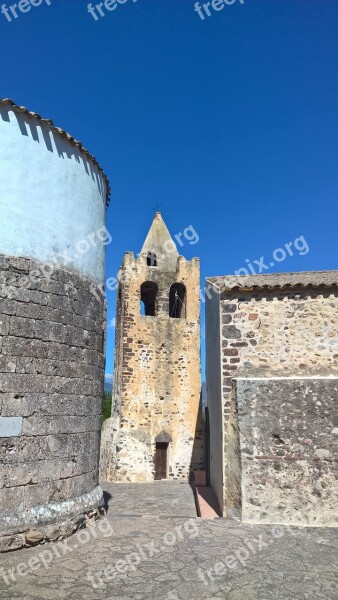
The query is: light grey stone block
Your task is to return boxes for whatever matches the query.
[0,416,23,437]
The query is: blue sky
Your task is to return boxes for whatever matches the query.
[1,0,337,379]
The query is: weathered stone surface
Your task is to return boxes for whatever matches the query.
[0,533,25,553]
[25,529,44,546]
[0,255,105,542]
[235,377,338,526]
[0,482,336,600]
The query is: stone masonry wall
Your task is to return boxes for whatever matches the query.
[101,252,203,483]
[0,255,105,550]
[236,378,338,526]
[221,288,338,379]
[215,283,338,517]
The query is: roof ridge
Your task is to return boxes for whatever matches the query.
[207,270,338,291]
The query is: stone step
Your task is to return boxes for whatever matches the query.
[195,486,221,519]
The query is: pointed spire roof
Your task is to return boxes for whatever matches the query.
[140,213,179,261]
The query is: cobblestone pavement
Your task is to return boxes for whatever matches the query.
[0,482,337,600]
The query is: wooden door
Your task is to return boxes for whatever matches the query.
[155,443,168,480]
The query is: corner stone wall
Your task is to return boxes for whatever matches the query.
[236,377,338,527]
[0,255,105,551]
[206,276,338,521]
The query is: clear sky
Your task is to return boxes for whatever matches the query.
[1,0,337,379]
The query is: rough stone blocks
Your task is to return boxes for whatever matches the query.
[0,255,105,550]
[235,377,338,527]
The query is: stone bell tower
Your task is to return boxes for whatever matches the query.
[100,213,203,482]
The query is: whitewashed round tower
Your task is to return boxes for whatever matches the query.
[0,99,110,551]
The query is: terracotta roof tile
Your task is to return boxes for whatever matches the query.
[207,270,338,292]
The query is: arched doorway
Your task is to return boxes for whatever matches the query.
[154,431,172,480]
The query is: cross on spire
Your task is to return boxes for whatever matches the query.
[153,197,163,213]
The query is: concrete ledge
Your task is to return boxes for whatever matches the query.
[0,485,104,535]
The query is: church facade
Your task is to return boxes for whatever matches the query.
[101,214,337,527]
[100,213,204,482]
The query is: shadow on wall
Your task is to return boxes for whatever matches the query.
[188,389,205,483]
[0,106,105,199]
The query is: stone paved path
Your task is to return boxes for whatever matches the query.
[103,481,198,517]
[0,482,337,600]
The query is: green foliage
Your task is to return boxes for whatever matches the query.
[102,391,112,421]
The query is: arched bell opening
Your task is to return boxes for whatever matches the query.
[169,283,187,318]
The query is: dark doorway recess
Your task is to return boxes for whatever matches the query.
[155,442,168,480]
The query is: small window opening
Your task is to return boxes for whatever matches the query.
[169,283,186,318]
[140,281,158,316]
[147,252,157,267]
